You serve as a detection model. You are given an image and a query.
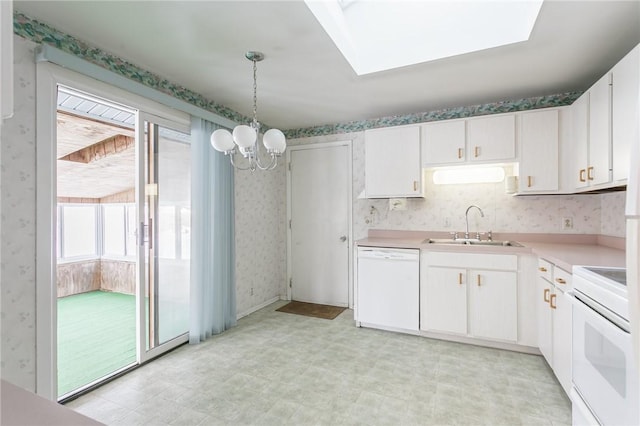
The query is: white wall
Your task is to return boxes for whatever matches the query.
[0,36,38,391]
[234,164,287,315]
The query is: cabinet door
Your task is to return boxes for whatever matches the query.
[537,276,553,364]
[364,126,422,198]
[519,109,559,192]
[469,270,517,342]
[572,93,590,189]
[588,73,612,186]
[552,288,572,396]
[611,45,639,183]
[422,120,466,165]
[421,266,467,335]
[467,114,515,162]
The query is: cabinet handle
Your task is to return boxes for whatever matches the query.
[579,169,586,182]
[476,274,481,287]
[543,288,550,303]
[527,176,532,188]
[587,166,594,181]
[457,148,463,159]
[555,278,566,285]
[474,146,480,158]
[413,181,418,191]
[550,293,557,309]
[458,273,463,285]
[538,267,547,272]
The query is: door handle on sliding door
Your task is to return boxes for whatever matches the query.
[141,219,153,249]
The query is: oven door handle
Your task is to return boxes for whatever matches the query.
[571,290,631,334]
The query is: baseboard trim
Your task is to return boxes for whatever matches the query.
[236,296,282,319]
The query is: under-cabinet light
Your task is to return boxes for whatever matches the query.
[433,166,505,185]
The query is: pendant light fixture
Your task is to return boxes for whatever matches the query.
[210,51,286,171]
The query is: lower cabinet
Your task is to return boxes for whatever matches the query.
[421,252,518,343]
[537,258,572,396]
[469,269,517,342]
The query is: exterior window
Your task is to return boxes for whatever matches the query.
[61,205,97,258]
[103,205,126,256]
[125,205,137,257]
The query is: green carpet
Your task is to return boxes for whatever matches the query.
[57,291,136,397]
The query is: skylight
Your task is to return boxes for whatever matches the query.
[305,0,544,75]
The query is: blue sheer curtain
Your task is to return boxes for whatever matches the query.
[189,118,236,344]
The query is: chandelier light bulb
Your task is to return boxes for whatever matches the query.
[210,129,235,152]
[232,125,257,148]
[263,128,287,153]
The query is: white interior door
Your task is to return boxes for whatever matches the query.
[289,143,351,307]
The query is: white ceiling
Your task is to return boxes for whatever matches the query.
[15,1,640,130]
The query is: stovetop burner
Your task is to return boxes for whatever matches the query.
[584,267,627,286]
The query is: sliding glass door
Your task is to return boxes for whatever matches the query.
[137,114,191,359]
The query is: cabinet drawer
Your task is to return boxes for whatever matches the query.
[553,267,572,292]
[537,259,553,281]
[426,252,517,270]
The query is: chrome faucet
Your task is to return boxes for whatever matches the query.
[465,205,484,240]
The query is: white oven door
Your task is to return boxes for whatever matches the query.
[573,293,639,426]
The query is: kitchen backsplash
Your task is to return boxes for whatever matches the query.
[290,131,627,241]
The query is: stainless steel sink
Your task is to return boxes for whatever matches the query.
[423,238,522,247]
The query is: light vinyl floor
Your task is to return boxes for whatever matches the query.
[67,301,571,425]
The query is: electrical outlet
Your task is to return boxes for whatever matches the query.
[562,217,573,230]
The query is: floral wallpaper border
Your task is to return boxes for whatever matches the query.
[283,91,582,138]
[14,11,581,140]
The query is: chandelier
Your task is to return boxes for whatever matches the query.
[210,51,286,171]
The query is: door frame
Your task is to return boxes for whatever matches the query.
[285,141,353,308]
[35,62,189,399]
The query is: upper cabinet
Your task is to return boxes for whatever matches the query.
[422,120,466,165]
[571,43,639,192]
[518,109,559,193]
[612,44,640,184]
[422,113,516,167]
[587,73,612,187]
[466,114,516,162]
[364,125,423,198]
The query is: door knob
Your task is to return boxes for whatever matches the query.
[339,236,347,242]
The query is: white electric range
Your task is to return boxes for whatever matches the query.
[571,265,639,426]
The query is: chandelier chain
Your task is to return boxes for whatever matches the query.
[252,58,258,126]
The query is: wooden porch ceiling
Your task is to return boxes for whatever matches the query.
[57,112,135,200]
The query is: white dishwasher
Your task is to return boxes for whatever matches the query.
[356,247,419,332]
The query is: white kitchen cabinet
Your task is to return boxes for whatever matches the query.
[421,119,466,165]
[571,72,612,190]
[572,93,590,190]
[469,269,518,342]
[518,109,559,193]
[421,252,518,343]
[422,266,467,335]
[537,266,553,363]
[588,72,612,187]
[611,44,639,183]
[537,258,572,396]
[364,125,422,198]
[466,114,516,163]
[552,288,572,395]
